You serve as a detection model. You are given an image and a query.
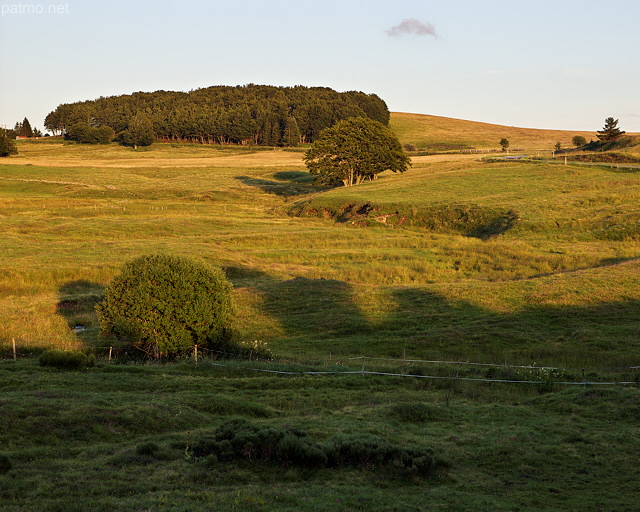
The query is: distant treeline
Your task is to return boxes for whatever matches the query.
[44,85,390,146]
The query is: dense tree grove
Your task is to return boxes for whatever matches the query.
[11,117,42,138]
[44,85,390,146]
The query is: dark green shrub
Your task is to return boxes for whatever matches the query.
[96,254,234,358]
[193,419,447,477]
[66,122,114,143]
[39,349,94,369]
[0,454,12,474]
[276,433,328,467]
[0,135,18,157]
[572,135,587,147]
[325,433,399,467]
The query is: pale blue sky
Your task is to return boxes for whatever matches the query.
[1,0,639,133]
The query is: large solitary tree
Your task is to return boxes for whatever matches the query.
[597,117,625,141]
[303,117,410,187]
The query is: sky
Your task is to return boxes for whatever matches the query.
[1,0,639,133]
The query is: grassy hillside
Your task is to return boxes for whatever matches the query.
[1,132,640,510]
[1,137,639,365]
[390,112,599,151]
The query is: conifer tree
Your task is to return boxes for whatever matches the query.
[21,117,33,138]
[597,117,625,141]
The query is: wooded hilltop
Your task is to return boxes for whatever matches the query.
[44,84,390,146]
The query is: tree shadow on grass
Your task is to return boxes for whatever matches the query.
[236,172,322,198]
[227,265,640,366]
[261,276,370,338]
[369,287,640,365]
[56,280,105,345]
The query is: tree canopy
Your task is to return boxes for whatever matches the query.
[304,117,410,187]
[119,112,155,149]
[66,122,114,143]
[15,117,33,138]
[597,117,625,141]
[0,135,18,157]
[44,85,390,146]
[572,135,587,147]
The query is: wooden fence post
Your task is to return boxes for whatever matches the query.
[361,356,365,376]
[194,344,198,367]
[12,338,17,361]
[403,348,407,375]
[108,346,113,364]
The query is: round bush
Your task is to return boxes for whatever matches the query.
[96,254,233,357]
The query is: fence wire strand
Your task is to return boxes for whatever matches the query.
[3,340,639,387]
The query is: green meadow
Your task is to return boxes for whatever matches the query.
[1,113,639,510]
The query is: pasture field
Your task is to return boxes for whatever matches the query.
[2,358,640,512]
[1,112,639,510]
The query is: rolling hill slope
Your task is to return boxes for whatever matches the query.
[390,112,598,151]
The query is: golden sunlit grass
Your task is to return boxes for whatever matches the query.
[390,112,598,151]
[0,141,305,168]
[1,116,640,365]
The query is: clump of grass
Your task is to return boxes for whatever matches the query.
[38,349,95,369]
[135,441,160,456]
[388,402,440,422]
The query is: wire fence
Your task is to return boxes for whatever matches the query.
[486,154,640,171]
[2,338,640,387]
